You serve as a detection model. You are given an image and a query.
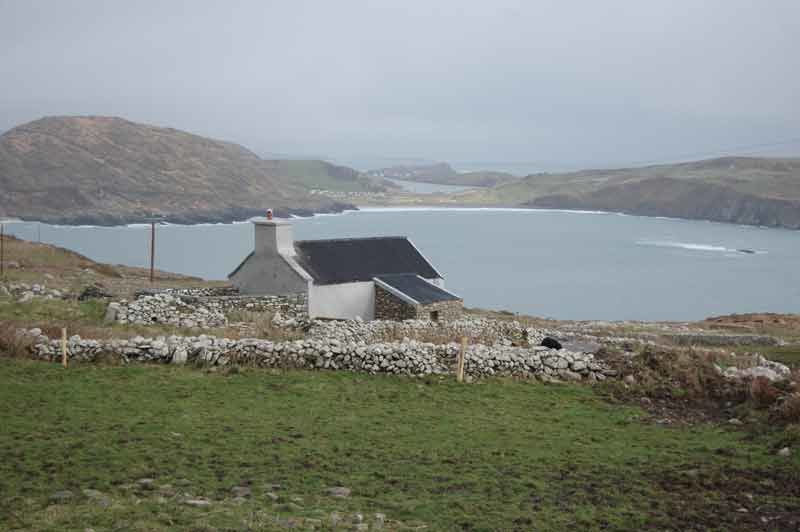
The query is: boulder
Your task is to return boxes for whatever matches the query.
[326,486,351,498]
[184,498,211,507]
[104,303,119,323]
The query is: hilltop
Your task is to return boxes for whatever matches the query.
[0,116,383,225]
[460,156,800,229]
[367,162,519,187]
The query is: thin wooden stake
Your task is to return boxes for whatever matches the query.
[457,336,467,383]
[0,222,4,277]
[61,328,68,368]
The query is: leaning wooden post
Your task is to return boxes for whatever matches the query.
[0,222,4,277]
[61,328,68,368]
[457,336,467,383]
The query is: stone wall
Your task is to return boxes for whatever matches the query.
[21,326,792,383]
[374,286,463,322]
[112,290,307,329]
[374,286,417,321]
[418,299,462,322]
[23,328,615,382]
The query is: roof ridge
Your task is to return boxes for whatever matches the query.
[295,236,407,244]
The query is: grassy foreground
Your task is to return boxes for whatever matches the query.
[0,359,798,531]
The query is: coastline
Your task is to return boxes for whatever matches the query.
[4,202,798,233]
[3,202,356,227]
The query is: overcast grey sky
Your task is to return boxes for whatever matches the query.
[1,0,798,172]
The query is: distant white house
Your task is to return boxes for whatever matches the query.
[229,218,462,321]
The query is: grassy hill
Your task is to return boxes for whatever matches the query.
[368,162,519,187]
[1,234,799,530]
[273,159,388,192]
[461,157,800,229]
[0,116,383,225]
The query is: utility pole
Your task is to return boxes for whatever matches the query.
[149,220,156,283]
[145,217,163,284]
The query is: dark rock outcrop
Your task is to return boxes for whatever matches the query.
[528,177,800,230]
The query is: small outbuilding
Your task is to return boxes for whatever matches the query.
[229,217,463,321]
[373,273,463,321]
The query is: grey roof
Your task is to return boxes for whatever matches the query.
[374,274,461,305]
[294,236,441,285]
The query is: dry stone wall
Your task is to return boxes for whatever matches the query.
[374,286,463,321]
[418,299,463,322]
[111,290,307,329]
[23,329,615,382]
[374,286,416,321]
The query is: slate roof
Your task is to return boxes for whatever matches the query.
[294,236,441,285]
[374,274,461,305]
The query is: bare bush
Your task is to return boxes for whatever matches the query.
[0,323,35,359]
[750,376,781,408]
[612,347,746,402]
[776,394,800,424]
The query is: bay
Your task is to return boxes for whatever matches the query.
[4,208,798,321]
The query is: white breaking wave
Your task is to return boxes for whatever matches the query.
[636,240,766,254]
[356,206,613,215]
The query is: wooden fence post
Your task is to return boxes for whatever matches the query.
[61,328,68,368]
[457,336,467,383]
[0,222,4,278]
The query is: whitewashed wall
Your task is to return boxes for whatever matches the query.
[308,281,375,320]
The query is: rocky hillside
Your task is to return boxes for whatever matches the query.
[0,116,370,225]
[368,162,518,187]
[465,157,800,229]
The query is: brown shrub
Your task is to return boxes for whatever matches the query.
[0,322,35,358]
[90,263,122,278]
[781,424,800,446]
[615,347,746,402]
[750,376,781,408]
[776,394,800,424]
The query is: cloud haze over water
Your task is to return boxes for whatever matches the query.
[1,0,799,172]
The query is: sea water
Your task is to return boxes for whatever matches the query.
[4,208,798,321]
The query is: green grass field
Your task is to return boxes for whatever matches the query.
[279,160,370,192]
[1,359,797,531]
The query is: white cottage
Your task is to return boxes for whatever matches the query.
[229,218,462,321]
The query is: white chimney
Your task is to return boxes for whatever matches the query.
[253,219,295,256]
